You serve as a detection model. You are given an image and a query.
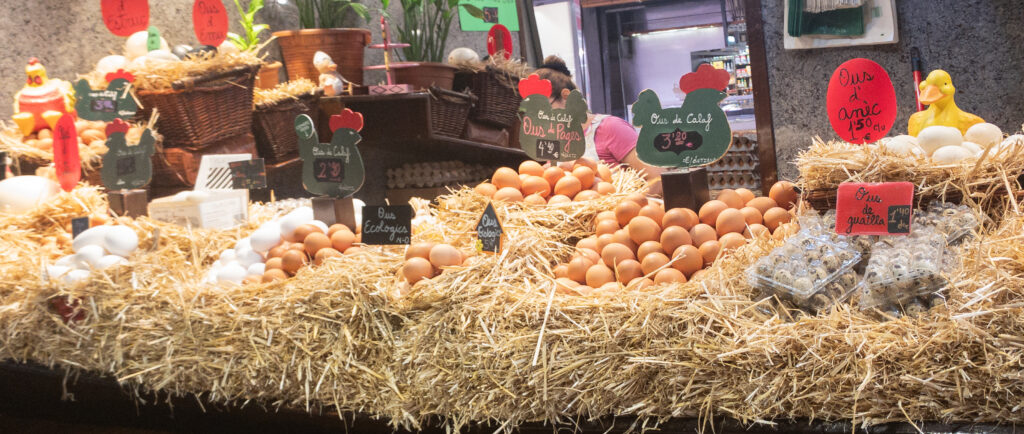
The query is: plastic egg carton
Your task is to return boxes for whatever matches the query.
[748,229,862,315]
[857,230,949,319]
[915,201,980,245]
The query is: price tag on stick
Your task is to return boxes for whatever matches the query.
[296,111,366,198]
[517,75,587,162]
[73,70,138,122]
[193,0,229,46]
[71,217,90,239]
[228,158,267,190]
[835,182,914,235]
[826,58,897,144]
[361,205,412,245]
[101,0,150,37]
[476,202,504,253]
[53,114,80,192]
[487,24,513,60]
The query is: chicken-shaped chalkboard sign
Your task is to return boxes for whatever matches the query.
[517,74,587,162]
[632,64,732,168]
[296,110,365,197]
[73,69,139,122]
[101,119,155,190]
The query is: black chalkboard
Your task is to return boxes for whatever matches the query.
[361,205,412,245]
[229,158,267,190]
[313,158,346,183]
[0,151,6,180]
[887,205,912,234]
[71,217,90,238]
[476,202,503,253]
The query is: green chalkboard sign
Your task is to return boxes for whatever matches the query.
[73,70,138,122]
[517,75,587,162]
[101,119,155,190]
[458,0,519,32]
[296,111,365,198]
[631,88,732,168]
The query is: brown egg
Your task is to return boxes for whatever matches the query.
[429,244,462,267]
[615,201,641,227]
[576,236,599,252]
[662,208,699,230]
[402,257,434,283]
[627,215,661,244]
[689,224,717,247]
[547,194,571,204]
[636,241,664,260]
[262,268,288,282]
[715,208,746,236]
[291,224,322,243]
[615,259,643,284]
[698,240,721,266]
[242,275,262,285]
[287,242,306,251]
[624,192,648,207]
[671,245,703,277]
[744,224,770,238]
[327,223,351,237]
[638,204,665,223]
[474,182,498,197]
[574,285,595,296]
[595,211,617,224]
[719,232,746,251]
[628,277,654,290]
[735,188,756,204]
[596,219,620,236]
[739,207,763,226]
[601,243,636,267]
[344,246,362,255]
[597,164,613,184]
[405,242,435,260]
[492,167,521,190]
[654,268,686,285]
[769,181,799,210]
[575,247,601,264]
[596,234,616,252]
[314,247,343,265]
[574,157,598,171]
[596,182,616,195]
[524,193,547,205]
[698,200,728,226]
[717,189,744,209]
[598,281,622,294]
[37,128,52,139]
[568,256,595,284]
[265,257,283,270]
[542,166,566,188]
[660,226,692,256]
[553,264,569,279]
[572,165,596,191]
[304,232,332,256]
[574,190,600,201]
[745,197,778,215]
[558,161,575,171]
[325,228,353,252]
[519,173,531,185]
[518,160,545,177]
[585,264,615,287]
[554,277,581,294]
[281,250,308,275]
[493,187,524,202]
[641,252,670,275]
[690,269,707,280]
[267,243,289,259]
[763,207,792,231]
[611,229,638,252]
[554,176,582,198]
[521,176,551,198]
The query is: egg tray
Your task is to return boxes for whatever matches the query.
[915,201,980,245]
[747,231,862,315]
[857,231,951,318]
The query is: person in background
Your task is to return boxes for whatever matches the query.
[534,56,663,196]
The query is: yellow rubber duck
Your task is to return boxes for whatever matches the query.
[908,69,984,137]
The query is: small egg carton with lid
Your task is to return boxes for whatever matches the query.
[914,201,980,245]
[747,229,862,315]
[857,229,950,319]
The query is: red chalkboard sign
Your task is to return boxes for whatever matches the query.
[101,0,150,37]
[826,58,897,144]
[192,0,229,46]
[487,24,513,60]
[835,182,914,235]
[53,114,81,192]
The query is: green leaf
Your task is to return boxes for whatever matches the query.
[348,3,371,21]
[227,32,248,50]
[381,0,390,9]
[460,4,485,20]
[252,23,269,36]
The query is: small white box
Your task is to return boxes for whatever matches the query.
[148,190,249,230]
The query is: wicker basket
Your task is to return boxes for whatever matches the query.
[252,89,322,164]
[428,87,476,138]
[461,66,522,128]
[136,65,259,149]
[151,133,257,188]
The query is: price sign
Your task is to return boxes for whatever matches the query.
[53,114,80,192]
[361,205,412,245]
[827,58,897,144]
[146,25,162,51]
[475,202,503,253]
[487,24,513,60]
[71,217,90,238]
[517,75,587,162]
[101,119,154,190]
[73,70,137,122]
[192,0,229,47]
[101,0,150,37]
[228,158,267,190]
[835,182,914,235]
[296,112,365,197]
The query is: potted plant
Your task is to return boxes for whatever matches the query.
[227,0,281,89]
[386,0,461,90]
[271,0,372,85]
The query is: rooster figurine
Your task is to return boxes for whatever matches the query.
[12,58,75,136]
[313,51,351,97]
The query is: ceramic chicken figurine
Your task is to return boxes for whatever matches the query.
[909,69,984,137]
[12,58,75,136]
[313,51,351,97]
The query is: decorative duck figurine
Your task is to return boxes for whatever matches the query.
[12,58,75,136]
[313,51,351,97]
[909,69,984,137]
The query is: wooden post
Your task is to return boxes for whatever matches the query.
[312,196,356,230]
[661,168,711,211]
[108,189,148,218]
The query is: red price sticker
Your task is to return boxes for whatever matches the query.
[101,0,150,37]
[826,58,897,144]
[835,182,914,236]
[487,24,513,60]
[53,114,81,192]
[193,0,228,46]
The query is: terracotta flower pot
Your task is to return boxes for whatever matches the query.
[392,62,459,91]
[256,61,283,89]
[272,29,371,85]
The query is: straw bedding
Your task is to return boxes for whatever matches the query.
[1,166,1023,432]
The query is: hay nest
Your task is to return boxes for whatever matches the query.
[0,118,161,174]
[78,51,265,92]
[450,56,532,89]
[253,79,319,108]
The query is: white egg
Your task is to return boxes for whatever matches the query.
[932,145,974,164]
[246,262,266,276]
[215,263,247,284]
[62,269,92,286]
[964,123,1003,149]
[96,55,128,75]
[234,237,252,252]
[882,135,924,156]
[55,255,76,268]
[250,225,282,253]
[0,176,61,214]
[74,245,106,268]
[447,47,480,64]
[234,247,264,267]
[917,126,963,155]
[125,31,169,59]
[219,249,236,263]
[145,49,180,63]
[218,40,240,55]
[279,210,313,241]
[72,226,113,253]
[46,265,72,280]
[352,199,365,228]
[961,141,984,157]
[309,220,329,234]
[994,134,1024,157]
[103,225,139,257]
[95,255,128,270]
